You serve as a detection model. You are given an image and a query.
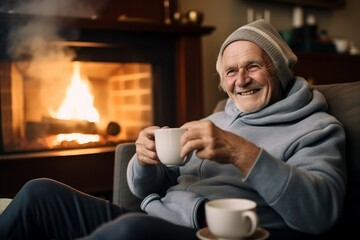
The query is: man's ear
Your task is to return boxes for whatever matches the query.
[218,79,227,92]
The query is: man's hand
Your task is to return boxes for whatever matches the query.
[180,120,260,175]
[135,126,162,165]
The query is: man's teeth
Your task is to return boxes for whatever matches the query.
[239,89,259,95]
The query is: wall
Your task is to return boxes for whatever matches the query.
[180,0,360,116]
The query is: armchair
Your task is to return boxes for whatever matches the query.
[112,81,360,237]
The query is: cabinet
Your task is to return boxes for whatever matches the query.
[293,52,360,85]
[0,148,116,199]
[247,0,345,9]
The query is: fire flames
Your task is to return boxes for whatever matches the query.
[49,62,100,145]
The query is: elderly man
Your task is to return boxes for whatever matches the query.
[0,19,346,240]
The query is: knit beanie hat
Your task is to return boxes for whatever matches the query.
[218,19,298,91]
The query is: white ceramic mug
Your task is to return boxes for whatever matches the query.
[333,38,349,54]
[205,198,259,240]
[154,128,189,166]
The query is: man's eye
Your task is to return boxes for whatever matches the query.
[226,69,236,77]
[247,64,261,72]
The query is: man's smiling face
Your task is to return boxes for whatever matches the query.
[220,41,283,113]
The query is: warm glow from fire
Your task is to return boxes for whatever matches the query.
[52,62,100,122]
[49,62,100,145]
[56,133,100,144]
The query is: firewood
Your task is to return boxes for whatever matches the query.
[41,117,98,134]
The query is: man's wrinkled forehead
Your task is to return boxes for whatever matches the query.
[222,41,273,66]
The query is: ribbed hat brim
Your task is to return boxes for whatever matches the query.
[218,19,298,90]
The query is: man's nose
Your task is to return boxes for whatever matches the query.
[235,68,251,86]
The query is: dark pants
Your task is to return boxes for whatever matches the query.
[0,178,197,240]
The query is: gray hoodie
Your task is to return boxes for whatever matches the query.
[127,77,346,234]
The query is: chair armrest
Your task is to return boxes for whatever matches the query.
[112,142,142,211]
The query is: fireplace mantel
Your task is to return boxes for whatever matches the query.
[0,13,215,198]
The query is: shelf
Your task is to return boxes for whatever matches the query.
[246,0,345,9]
[0,13,215,36]
[294,52,360,85]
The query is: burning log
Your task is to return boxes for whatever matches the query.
[26,117,98,139]
[41,117,98,134]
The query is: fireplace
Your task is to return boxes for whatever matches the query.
[0,13,214,197]
[0,14,181,153]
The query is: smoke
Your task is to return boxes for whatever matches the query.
[6,0,108,119]
[8,0,108,60]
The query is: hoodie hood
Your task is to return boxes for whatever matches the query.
[224,77,328,126]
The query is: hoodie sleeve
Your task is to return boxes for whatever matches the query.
[127,155,180,199]
[244,121,346,234]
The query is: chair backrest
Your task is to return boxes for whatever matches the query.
[112,142,141,211]
[310,82,360,187]
[311,82,360,230]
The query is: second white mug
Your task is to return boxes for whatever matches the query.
[205,198,259,239]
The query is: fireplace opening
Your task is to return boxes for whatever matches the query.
[1,59,153,152]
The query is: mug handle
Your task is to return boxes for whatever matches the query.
[242,210,259,237]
